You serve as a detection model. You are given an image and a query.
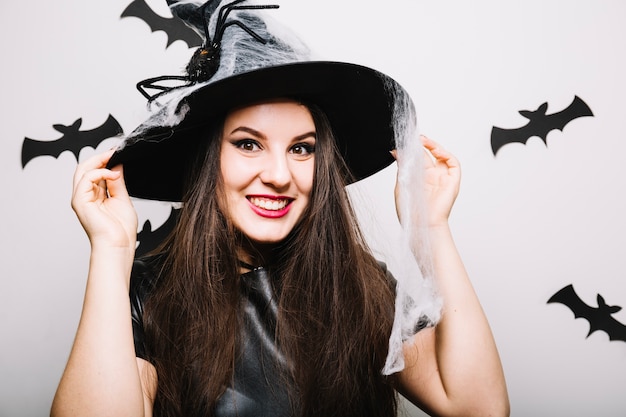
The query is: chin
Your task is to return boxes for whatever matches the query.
[246,233,290,246]
[237,219,298,247]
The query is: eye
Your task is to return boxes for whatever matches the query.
[232,139,261,152]
[290,142,315,156]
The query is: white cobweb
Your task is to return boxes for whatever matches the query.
[380,79,441,375]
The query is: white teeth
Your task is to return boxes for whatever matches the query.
[250,197,289,210]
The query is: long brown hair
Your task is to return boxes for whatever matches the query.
[143,102,397,416]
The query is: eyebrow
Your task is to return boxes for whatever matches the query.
[230,126,264,138]
[230,126,317,142]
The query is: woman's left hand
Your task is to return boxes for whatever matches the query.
[393,136,461,228]
[419,136,461,227]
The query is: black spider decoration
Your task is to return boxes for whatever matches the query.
[137,0,279,103]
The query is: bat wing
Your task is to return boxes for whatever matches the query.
[600,316,626,342]
[80,114,124,151]
[548,284,595,320]
[21,115,123,168]
[549,284,626,343]
[490,124,536,156]
[121,0,202,48]
[21,136,63,168]
[545,96,594,133]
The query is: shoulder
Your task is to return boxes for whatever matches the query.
[129,255,163,307]
[376,260,397,287]
[129,254,164,360]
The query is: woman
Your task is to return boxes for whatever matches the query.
[51,1,509,416]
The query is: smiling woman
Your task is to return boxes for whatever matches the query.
[220,100,315,248]
[50,1,508,417]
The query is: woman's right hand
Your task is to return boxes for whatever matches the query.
[53,151,149,417]
[71,150,138,251]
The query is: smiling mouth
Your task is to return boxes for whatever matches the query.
[248,197,292,211]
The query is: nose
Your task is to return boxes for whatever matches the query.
[259,152,291,190]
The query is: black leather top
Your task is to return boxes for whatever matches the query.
[129,260,293,416]
[128,259,419,416]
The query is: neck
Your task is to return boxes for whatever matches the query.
[237,239,278,273]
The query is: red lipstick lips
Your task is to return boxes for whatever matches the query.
[247,195,293,218]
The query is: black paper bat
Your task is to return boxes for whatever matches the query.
[121,0,203,48]
[548,284,626,343]
[136,207,181,257]
[21,115,123,168]
[491,96,593,155]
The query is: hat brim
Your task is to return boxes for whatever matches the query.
[109,61,406,202]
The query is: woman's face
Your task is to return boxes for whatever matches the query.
[220,99,316,245]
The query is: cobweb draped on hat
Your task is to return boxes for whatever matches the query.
[380,81,442,374]
[118,0,441,375]
[121,0,312,146]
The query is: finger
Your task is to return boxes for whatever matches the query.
[73,168,121,201]
[423,147,436,166]
[421,136,459,169]
[105,164,131,200]
[420,135,436,149]
[73,149,116,189]
[421,135,445,156]
[420,135,437,164]
[433,148,459,171]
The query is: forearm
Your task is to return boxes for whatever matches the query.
[428,223,508,415]
[51,247,146,417]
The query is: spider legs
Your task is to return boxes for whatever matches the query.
[133,0,280,103]
[213,1,279,45]
[137,75,188,102]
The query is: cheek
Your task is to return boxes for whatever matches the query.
[297,161,315,196]
[219,160,243,218]
[220,150,251,190]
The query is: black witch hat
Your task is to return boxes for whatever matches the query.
[109,0,413,202]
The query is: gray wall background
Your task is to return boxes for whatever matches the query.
[1,1,625,416]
